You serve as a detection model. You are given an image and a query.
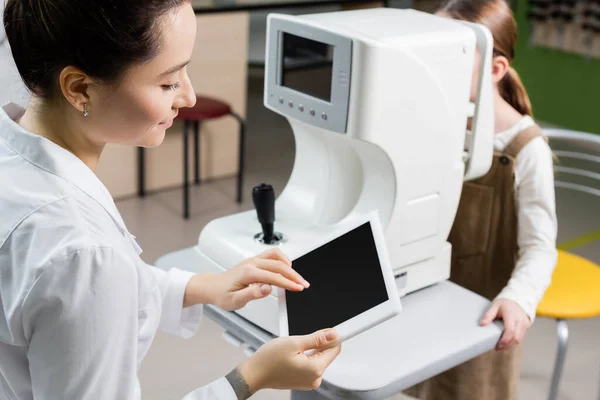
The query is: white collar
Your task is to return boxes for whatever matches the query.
[494,115,535,151]
[0,102,138,247]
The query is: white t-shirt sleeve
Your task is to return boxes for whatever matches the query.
[22,246,141,399]
[495,137,558,321]
[149,265,204,338]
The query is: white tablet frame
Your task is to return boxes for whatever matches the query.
[278,210,402,346]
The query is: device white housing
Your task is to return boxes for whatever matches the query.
[192,8,494,336]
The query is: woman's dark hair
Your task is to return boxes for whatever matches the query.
[437,0,533,117]
[3,0,189,100]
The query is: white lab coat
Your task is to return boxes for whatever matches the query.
[0,103,236,399]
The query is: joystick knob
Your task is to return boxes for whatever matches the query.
[252,183,285,245]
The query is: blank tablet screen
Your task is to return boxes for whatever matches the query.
[285,222,389,336]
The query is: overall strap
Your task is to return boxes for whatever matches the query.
[504,124,544,159]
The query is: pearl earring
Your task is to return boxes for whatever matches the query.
[83,103,89,117]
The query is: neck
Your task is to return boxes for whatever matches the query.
[493,90,524,133]
[18,99,104,171]
[468,89,526,133]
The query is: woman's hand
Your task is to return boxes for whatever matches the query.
[184,248,309,310]
[480,299,531,350]
[235,328,342,396]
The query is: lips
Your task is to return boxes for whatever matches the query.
[160,111,178,125]
[160,119,174,129]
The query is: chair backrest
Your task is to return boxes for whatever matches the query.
[544,128,600,198]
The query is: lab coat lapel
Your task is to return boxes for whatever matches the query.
[0,102,143,255]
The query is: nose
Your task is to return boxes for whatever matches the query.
[174,73,196,110]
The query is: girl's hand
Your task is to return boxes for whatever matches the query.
[480,299,531,351]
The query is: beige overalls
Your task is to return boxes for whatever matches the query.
[404,124,543,400]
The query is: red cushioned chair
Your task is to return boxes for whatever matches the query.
[137,95,246,219]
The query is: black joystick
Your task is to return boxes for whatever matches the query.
[253,183,275,242]
[252,183,284,245]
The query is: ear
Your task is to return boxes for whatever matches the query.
[491,55,510,84]
[58,66,95,114]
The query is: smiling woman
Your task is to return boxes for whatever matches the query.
[0,1,341,399]
[4,0,197,161]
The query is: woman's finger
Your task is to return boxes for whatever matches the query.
[244,267,305,292]
[309,344,342,373]
[228,284,272,309]
[256,248,292,266]
[252,258,309,288]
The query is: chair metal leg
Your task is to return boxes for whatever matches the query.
[231,112,245,204]
[183,120,190,219]
[138,147,145,197]
[193,120,200,185]
[548,319,569,400]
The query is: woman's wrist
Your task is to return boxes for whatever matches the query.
[183,273,217,307]
[227,360,262,399]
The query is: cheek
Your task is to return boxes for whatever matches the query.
[94,89,171,145]
[469,53,482,102]
[470,68,480,101]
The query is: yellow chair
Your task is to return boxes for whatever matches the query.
[536,251,600,400]
[537,129,600,400]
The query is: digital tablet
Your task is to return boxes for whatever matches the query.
[278,211,401,348]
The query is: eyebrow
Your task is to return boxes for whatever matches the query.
[160,60,190,77]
